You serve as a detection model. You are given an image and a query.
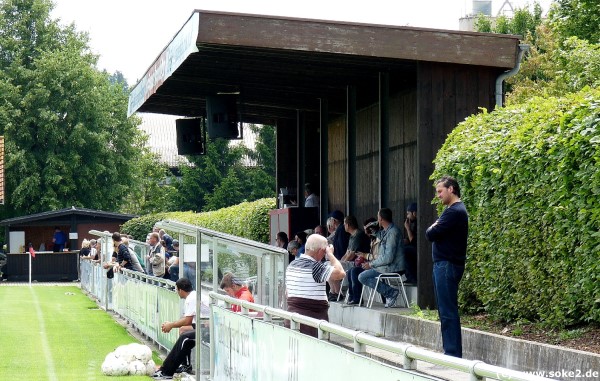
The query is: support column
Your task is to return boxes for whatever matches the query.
[319,98,329,224]
[379,72,390,209]
[297,110,306,207]
[346,86,357,216]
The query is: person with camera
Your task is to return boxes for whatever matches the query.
[344,217,379,305]
[358,208,405,308]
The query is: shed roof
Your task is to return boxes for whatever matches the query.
[0,207,137,227]
[128,10,521,121]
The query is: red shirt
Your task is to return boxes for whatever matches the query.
[232,286,254,312]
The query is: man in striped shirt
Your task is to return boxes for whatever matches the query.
[285,234,346,337]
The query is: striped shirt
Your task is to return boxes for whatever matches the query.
[286,254,334,301]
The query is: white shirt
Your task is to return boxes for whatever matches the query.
[305,193,320,208]
[184,290,197,325]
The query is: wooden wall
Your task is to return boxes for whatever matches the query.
[327,89,418,224]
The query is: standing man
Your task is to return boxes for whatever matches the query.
[112,232,134,271]
[52,227,67,252]
[304,182,320,208]
[285,234,345,337]
[426,176,469,358]
[147,232,165,277]
[403,203,418,283]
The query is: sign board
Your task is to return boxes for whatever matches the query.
[128,12,199,116]
[212,306,433,381]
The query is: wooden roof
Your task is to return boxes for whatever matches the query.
[128,10,521,122]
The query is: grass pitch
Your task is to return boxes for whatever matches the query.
[0,285,159,380]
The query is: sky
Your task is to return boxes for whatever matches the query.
[50,0,554,86]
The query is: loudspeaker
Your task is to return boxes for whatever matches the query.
[176,118,206,155]
[206,95,240,139]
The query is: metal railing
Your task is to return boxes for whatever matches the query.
[208,291,554,381]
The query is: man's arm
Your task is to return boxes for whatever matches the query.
[426,208,455,241]
[161,315,194,333]
[326,246,346,281]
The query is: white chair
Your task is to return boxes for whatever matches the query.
[360,272,409,308]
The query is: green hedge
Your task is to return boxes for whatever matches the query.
[432,88,600,328]
[121,198,276,244]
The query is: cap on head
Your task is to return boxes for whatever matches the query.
[407,203,417,212]
[329,210,344,222]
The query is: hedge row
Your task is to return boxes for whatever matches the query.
[432,87,600,328]
[121,198,276,244]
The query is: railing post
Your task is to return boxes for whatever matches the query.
[402,345,416,370]
[353,331,366,353]
[209,292,215,379]
[318,321,330,341]
[469,361,484,381]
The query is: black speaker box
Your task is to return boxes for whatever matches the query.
[206,95,240,139]
[176,118,206,155]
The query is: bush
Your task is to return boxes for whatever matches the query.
[121,198,275,244]
[432,88,600,328]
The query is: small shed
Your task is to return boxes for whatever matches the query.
[128,10,523,308]
[0,206,136,252]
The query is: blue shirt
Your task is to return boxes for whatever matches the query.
[425,201,469,265]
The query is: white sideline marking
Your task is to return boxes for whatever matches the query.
[30,287,58,381]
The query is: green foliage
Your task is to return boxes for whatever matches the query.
[122,198,276,243]
[174,124,276,212]
[432,88,600,328]
[507,25,600,105]
[550,0,600,43]
[0,0,144,216]
[474,3,543,40]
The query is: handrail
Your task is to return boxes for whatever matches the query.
[208,291,553,381]
[155,219,288,257]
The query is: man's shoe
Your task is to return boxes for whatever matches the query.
[346,299,360,306]
[152,370,173,380]
[384,291,399,308]
[327,293,339,301]
[175,364,193,374]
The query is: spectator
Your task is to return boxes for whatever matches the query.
[294,231,308,257]
[89,239,99,261]
[426,176,468,358]
[403,203,418,283]
[325,217,336,244]
[52,227,67,252]
[314,224,327,237]
[112,232,135,272]
[304,182,320,209]
[219,272,255,312]
[328,210,350,298]
[285,234,345,337]
[147,232,165,277]
[287,241,300,263]
[152,330,195,379]
[339,216,372,303]
[168,240,180,282]
[79,239,93,259]
[275,232,289,249]
[160,278,196,336]
[358,208,405,308]
[121,237,145,273]
[159,229,175,253]
[345,217,379,305]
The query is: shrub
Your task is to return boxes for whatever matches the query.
[432,87,600,328]
[121,198,275,244]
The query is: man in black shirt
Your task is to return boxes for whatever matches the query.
[425,176,468,358]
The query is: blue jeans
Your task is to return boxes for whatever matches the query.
[347,266,365,302]
[358,269,398,299]
[433,261,465,358]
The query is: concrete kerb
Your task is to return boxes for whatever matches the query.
[329,302,600,381]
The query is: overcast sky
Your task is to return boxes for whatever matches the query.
[50,0,553,85]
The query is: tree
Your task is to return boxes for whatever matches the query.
[174,124,276,212]
[0,0,145,216]
[550,0,600,43]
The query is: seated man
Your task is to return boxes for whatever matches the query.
[160,278,196,335]
[152,330,196,379]
[358,208,405,308]
[219,272,254,312]
[337,215,371,302]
